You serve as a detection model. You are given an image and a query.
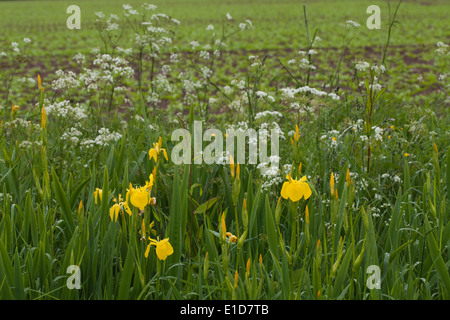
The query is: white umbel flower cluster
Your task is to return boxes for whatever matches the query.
[280,86,340,101]
[61,127,83,144]
[345,20,361,28]
[355,60,370,72]
[254,110,283,120]
[45,100,88,122]
[52,70,80,91]
[435,42,449,56]
[81,128,122,149]
[92,54,134,83]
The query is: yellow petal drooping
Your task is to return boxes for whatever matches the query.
[144,243,151,258]
[94,188,102,205]
[123,202,132,215]
[109,203,121,222]
[149,148,158,162]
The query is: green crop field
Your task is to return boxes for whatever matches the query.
[0,0,449,303]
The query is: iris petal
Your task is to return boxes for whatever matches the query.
[155,239,174,260]
[300,182,312,200]
[287,181,303,202]
[144,243,151,258]
[280,181,290,199]
[130,189,149,210]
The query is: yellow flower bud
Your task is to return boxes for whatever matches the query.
[330,172,335,196]
[294,124,300,141]
[229,154,235,179]
[78,200,83,214]
[305,205,310,224]
[41,106,46,129]
[221,212,227,241]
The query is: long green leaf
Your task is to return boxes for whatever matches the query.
[51,167,75,237]
[265,195,278,260]
[424,215,450,299]
[331,243,353,299]
[117,238,135,299]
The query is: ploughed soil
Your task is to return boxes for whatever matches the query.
[2,43,447,117]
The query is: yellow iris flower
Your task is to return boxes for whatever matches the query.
[129,186,150,211]
[148,137,168,163]
[109,201,132,222]
[280,173,312,202]
[94,188,102,205]
[127,174,154,211]
[109,203,121,222]
[109,194,132,221]
[144,237,174,260]
[11,104,19,115]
